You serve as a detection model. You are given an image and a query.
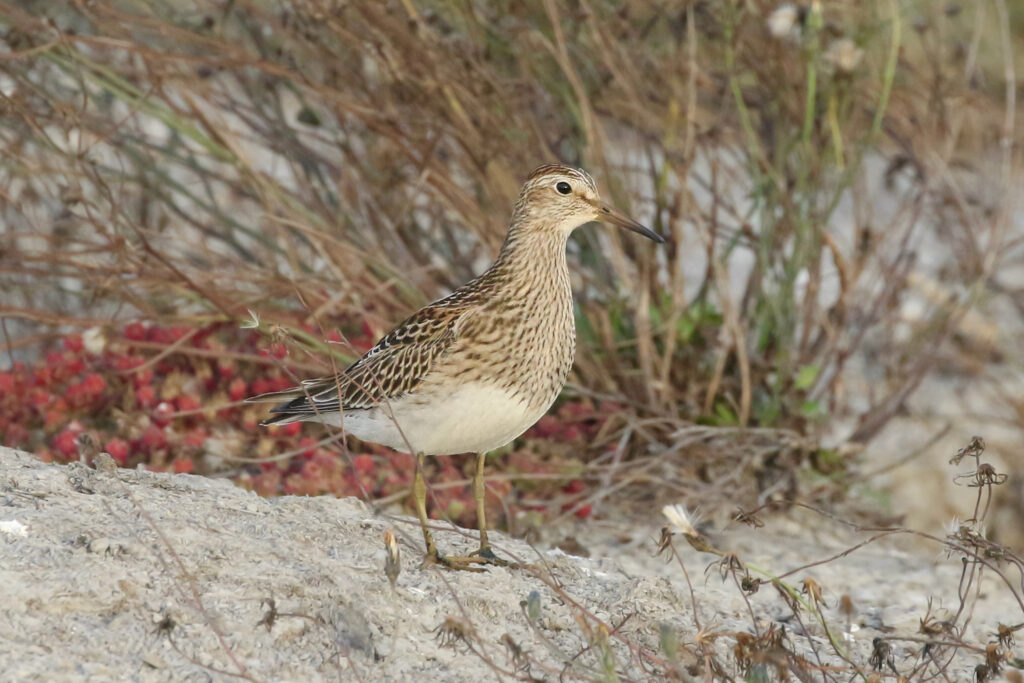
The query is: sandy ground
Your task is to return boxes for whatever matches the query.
[1,445,1020,682]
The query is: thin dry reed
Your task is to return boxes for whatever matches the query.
[0,1,1020,512]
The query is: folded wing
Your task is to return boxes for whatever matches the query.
[249,304,470,425]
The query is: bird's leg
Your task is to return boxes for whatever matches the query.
[468,451,510,566]
[412,451,439,558]
[414,452,485,572]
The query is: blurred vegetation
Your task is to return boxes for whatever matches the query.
[0,0,1020,518]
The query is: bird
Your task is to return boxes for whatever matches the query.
[248,164,664,570]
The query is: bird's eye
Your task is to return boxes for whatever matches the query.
[555,181,572,195]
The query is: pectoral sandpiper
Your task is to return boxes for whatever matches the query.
[249,164,664,570]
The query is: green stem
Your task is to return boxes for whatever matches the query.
[801,2,823,148]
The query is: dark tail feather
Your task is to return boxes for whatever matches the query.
[260,412,305,427]
[256,391,320,427]
[247,387,304,426]
[249,385,327,427]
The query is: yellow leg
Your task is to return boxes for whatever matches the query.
[413,452,485,572]
[475,451,490,550]
[469,452,509,566]
[413,452,438,558]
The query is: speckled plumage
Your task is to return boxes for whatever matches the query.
[251,166,607,453]
[249,164,661,567]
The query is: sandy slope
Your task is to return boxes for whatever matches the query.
[0,446,1018,681]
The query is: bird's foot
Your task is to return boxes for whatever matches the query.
[468,545,513,567]
[423,551,488,572]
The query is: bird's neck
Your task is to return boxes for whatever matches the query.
[490,223,571,292]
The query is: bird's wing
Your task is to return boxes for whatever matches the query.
[253,302,472,421]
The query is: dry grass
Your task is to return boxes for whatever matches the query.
[0,0,1021,522]
[415,438,1024,680]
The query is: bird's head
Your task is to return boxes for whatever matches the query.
[512,164,664,243]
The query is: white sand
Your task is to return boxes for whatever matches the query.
[1,446,1018,681]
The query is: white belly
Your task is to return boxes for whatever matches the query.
[311,382,550,455]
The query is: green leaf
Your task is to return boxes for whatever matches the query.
[676,301,722,343]
[794,364,820,390]
[800,400,823,418]
[714,402,738,426]
[676,315,696,343]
